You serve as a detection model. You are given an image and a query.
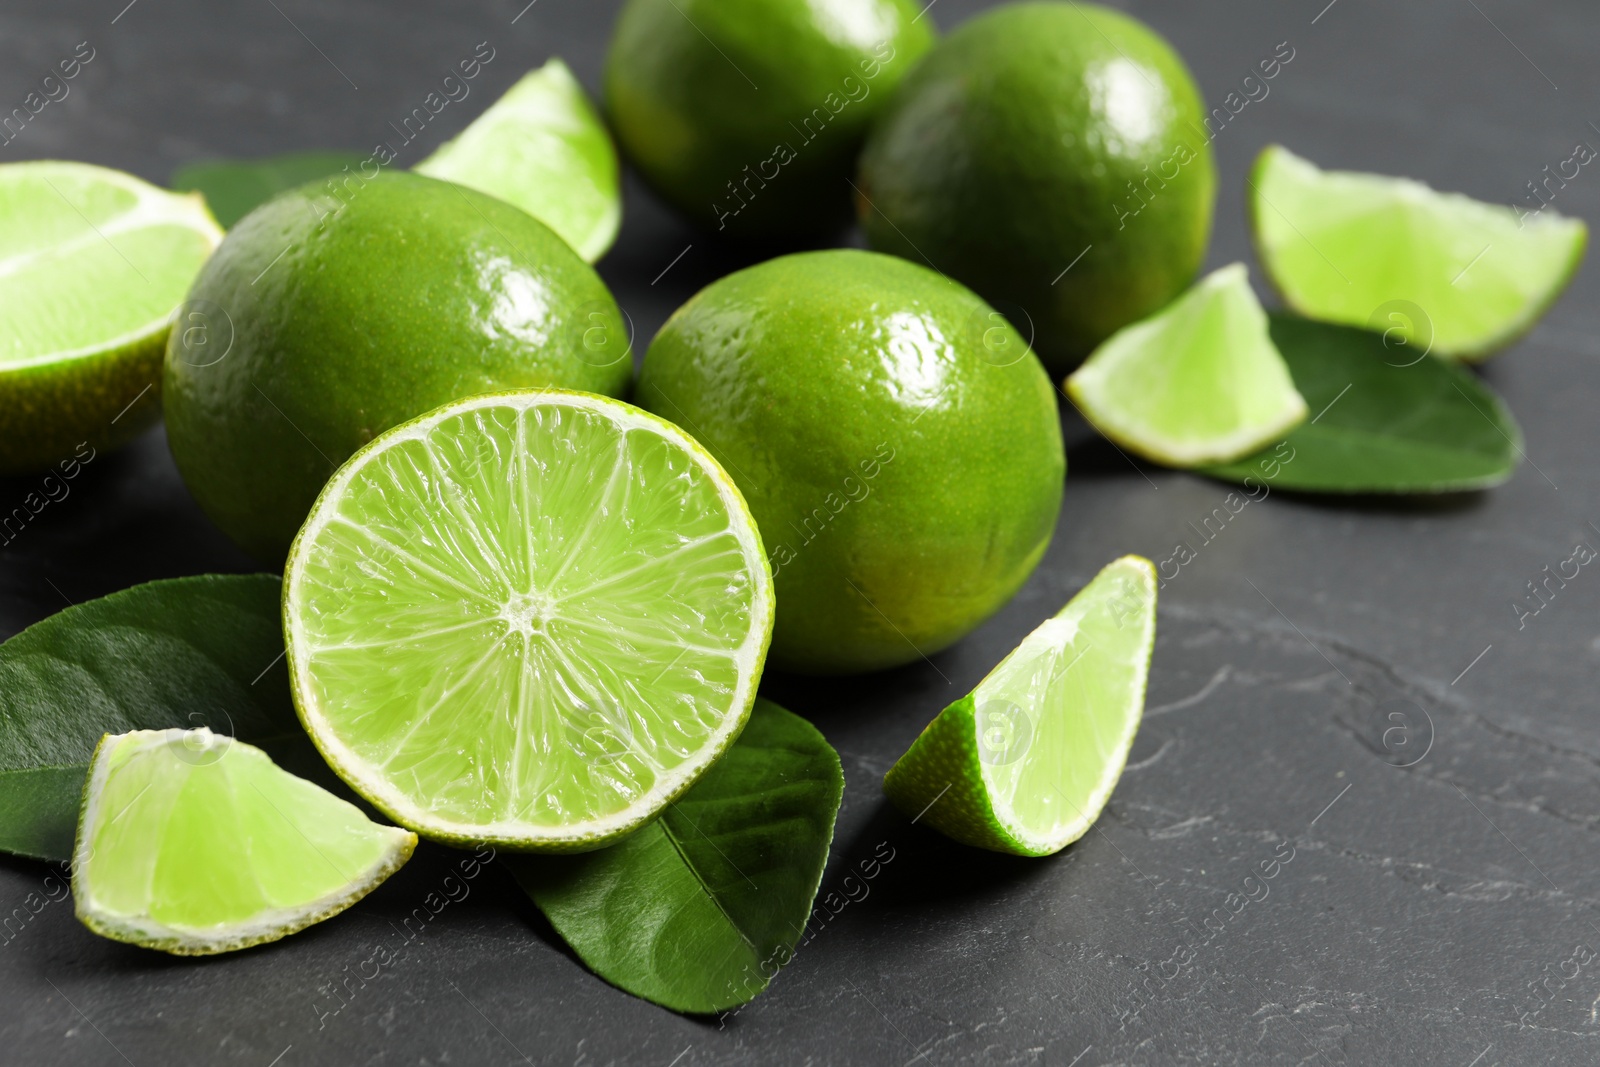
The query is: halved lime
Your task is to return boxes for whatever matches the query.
[0,160,222,473]
[883,555,1156,856]
[416,59,621,262]
[284,390,774,852]
[1066,264,1307,467]
[73,728,415,955]
[1251,145,1587,360]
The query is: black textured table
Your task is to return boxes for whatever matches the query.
[3,1,1599,1064]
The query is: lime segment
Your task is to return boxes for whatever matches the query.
[883,555,1156,856]
[73,729,415,955]
[1067,264,1307,466]
[416,60,620,262]
[1251,145,1587,360]
[0,161,222,472]
[285,390,774,851]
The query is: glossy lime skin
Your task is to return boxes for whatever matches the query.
[636,249,1065,675]
[0,328,162,475]
[164,172,629,564]
[605,0,934,242]
[857,2,1216,374]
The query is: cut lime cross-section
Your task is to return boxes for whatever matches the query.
[0,160,222,473]
[1066,264,1307,467]
[285,390,775,852]
[884,556,1156,856]
[73,729,415,956]
[416,59,621,262]
[1250,144,1587,360]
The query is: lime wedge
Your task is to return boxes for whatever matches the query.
[284,390,774,851]
[1066,264,1307,466]
[0,160,222,473]
[1251,145,1587,360]
[73,728,415,955]
[884,556,1156,856]
[416,60,621,262]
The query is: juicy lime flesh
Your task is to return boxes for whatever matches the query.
[288,393,770,846]
[1253,145,1587,358]
[1,162,217,365]
[416,59,620,262]
[978,557,1155,849]
[1068,263,1307,466]
[77,730,411,949]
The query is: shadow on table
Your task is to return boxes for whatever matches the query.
[826,795,1061,915]
[1066,435,1496,517]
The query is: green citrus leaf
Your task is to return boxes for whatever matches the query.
[510,699,843,1014]
[0,574,300,862]
[171,151,367,228]
[1197,315,1522,493]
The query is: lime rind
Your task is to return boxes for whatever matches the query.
[1,160,222,370]
[72,729,416,956]
[1066,264,1308,467]
[1249,144,1588,361]
[883,555,1157,856]
[284,389,775,852]
[416,59,621,262]
[878,693,998,845]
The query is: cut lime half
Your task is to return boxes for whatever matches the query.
[1251,144,1587,360]
[285,390,774,852]
[1066,264,1307,467]
[0,160,222,472]
[883,556,1156,856]
[416,59,621,262]
[73,729,415,956]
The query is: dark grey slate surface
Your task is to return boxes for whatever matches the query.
[1,0,1598,1063]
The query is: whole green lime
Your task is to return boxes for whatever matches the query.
[163,171,630,564]
[605,0,935,242]
[636,249,1065,676]
[856,1,1216,374]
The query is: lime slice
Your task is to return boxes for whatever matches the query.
[1251,145,1587,360]
[1066,264,1307,467]
[284,390,774,851]
[73,728,415,955]
[883,555,1156,856]
[416,59,621,262]
[0,160,222,473]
